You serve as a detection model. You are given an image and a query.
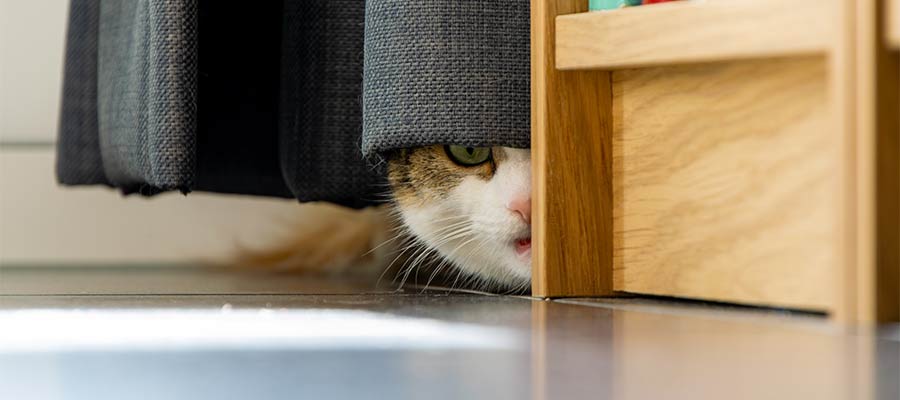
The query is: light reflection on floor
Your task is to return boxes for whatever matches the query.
[0,268,897,400]
[0,309,524,352]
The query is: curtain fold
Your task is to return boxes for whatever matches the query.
[362,1,530,157]
[96,0,197,191]
[56,0,530,206]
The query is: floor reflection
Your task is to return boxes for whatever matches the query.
[530,300,899,400]
[0,292,895,400]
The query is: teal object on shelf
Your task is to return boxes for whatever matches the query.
[589,0,641,10]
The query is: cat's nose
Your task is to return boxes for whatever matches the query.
[506,196,531,224]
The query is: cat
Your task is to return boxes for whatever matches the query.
[240,145,531,293]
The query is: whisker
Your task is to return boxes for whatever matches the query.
[421,235,480,292]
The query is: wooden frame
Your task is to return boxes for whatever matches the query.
[555,0,832,70]
[531,0,613,297]
[876,0,900,321]
[888,0,900,48]
[849,0,900,323]
[531,0,899,322]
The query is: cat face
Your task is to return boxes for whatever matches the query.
[387,146,531,291]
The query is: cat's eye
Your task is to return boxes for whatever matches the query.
[445,145,492,166]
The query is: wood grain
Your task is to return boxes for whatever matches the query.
[828,0,857,323]
[531,0,613,297]
[874,62,900,322]
[833,0,900,323]
[556,0,834,70]
[612,58,837,311]
[887,30,900,323]
[888,0,900,48]
[854,0,900,322]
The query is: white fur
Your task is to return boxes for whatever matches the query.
[398,148,531,290]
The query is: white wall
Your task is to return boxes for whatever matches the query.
[0,1,302,265]
[0,149,304,265]
[0,0,69,143]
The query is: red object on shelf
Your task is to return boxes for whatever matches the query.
[643,0,678,4]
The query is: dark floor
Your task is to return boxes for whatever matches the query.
[0,267,897,400]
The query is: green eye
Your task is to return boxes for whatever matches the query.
[445,145,492,166]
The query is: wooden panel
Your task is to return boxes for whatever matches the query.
[854,0,900,322]
[875,0,900,324]
[874,64,900,322]
[556,0,833,70]
[888,0,900,48]
[887,0,900,320]
[612,58,837,311]
[828,0,857,323]
[531,0,613,297]
[835,0,900,323]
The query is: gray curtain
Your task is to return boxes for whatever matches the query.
[363,1,530,156]
[57,0,530,206]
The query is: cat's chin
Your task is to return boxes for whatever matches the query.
[503,259,532,290]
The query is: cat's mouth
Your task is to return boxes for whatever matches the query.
[514,237,532,256]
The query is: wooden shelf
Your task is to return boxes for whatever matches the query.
[889,0,900,48]
[556,0,833,70]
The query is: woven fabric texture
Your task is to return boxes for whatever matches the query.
[56,0,109,187]
[279,0,386,207]
[97,0,197,191]
[362,0,531,157]
[57,0,530,205]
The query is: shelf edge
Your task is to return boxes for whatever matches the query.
[556,0,834,70]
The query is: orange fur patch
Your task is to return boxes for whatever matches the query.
[235,203,395,276]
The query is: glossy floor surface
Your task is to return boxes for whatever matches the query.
[0,267,897,400]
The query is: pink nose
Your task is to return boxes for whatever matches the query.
[507,196,531,224]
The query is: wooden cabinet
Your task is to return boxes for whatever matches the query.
[889,0,900,49]
[531,0,899,323]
